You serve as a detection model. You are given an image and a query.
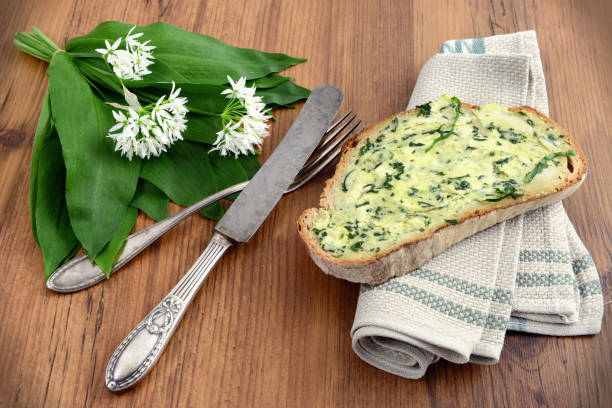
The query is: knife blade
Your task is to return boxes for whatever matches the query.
[105,85,343,391]
[215,84,343,242]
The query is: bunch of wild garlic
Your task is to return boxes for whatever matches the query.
[15,22,309,278]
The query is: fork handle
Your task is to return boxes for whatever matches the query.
[46,181,248,293]
[105,232,233,392]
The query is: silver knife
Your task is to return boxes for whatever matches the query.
[105,84,343,392]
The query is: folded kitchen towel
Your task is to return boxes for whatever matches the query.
[350,31,604,379]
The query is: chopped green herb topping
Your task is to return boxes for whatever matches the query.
[390,117,399,132]
[484,180,523,202]
[425,97,462,152]
[342,170,354,192]
[524,150,575,183]
[359,139,374,156]
[416,102,431,117]
[391,161,405,179]
[350,241,364,251]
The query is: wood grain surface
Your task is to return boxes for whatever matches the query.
[1,0,610,406]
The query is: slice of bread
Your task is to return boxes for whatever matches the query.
[297,95,586,285]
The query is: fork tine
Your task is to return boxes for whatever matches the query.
[298,119,361,176]
[287,124,363,193]
[287,145,343,193]
[315,113,356,150]
[326,110,353,134]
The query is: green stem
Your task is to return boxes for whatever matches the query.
[14,27,61,62]
[32,27,61,52]
[136,89,220,117]
[67,52,104,58]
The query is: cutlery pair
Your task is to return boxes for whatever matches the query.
[46,85,358,391]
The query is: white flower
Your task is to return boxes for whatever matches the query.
[220,76,256,100]
[95,38,121,64]
[211,76,272,158]
[95,26,155,81]
[106,83,188,160]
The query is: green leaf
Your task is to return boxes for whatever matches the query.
[181,114,222,144]
[137,78,308,117]
[131,179,169,221]
[236,154,261,179]
[250,74,292,89]
[134,80,309,145]
[66,21,306,85]
[47,52,141,258]
[209,150,248,187]
[208,151,251,201]
[30,92,53,245]
[140,141,223,220]
[34,129,80,279]
[94,206,139,276]
[72,57,123,94]
[256,80,311,107]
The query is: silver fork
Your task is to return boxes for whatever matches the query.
[46,112,361,293]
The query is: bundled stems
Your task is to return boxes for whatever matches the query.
[14,27,61,62]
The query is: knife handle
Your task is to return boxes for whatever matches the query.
[46,181,248,293]
[105,232,234,392]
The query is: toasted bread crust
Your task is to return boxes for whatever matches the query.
[297,104,587,285]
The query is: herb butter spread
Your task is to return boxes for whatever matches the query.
[310,95,575,259]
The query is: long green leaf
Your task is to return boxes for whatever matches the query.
[30,92,53,245]
[47,52,141,258]
[250,74,292,89]
[131,179,169,221]
[94,206,139,276]
[34,130,80,279]
[136,75,305,114]
[257,80,311,107]
[66,21,306,86]
[208,151,250,201]
[236,154,261,179]
[72,57,123,94]
[140,141,223,220]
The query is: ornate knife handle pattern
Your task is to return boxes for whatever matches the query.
[146,295,183,334]
[105,233,234,392]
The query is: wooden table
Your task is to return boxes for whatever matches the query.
[1,0,610,406]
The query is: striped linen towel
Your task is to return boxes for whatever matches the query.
[350,31,604,379]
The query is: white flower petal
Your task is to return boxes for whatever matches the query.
[109,123,124,132]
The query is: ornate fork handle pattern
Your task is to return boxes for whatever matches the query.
[105,233,233,392]
[46,182,248,293]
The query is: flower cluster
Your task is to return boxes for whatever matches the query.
[96,26,155,81]
[106,83,188,160]
[97,30,270,160]
[211,76,272,157]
